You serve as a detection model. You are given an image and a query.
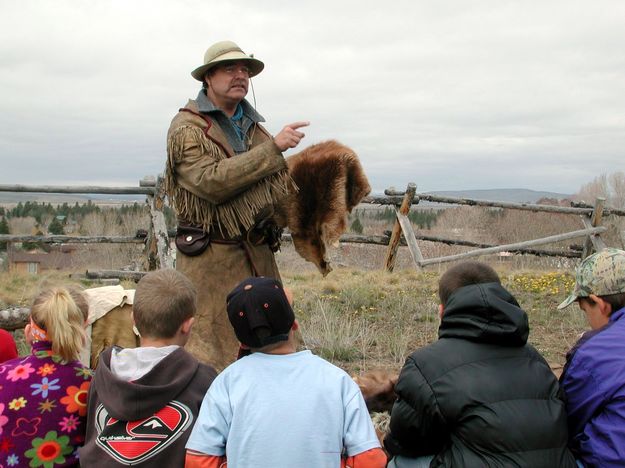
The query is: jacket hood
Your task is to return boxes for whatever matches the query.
[439,282,529,346]
[94,347,201,420]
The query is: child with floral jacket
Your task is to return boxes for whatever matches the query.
[0,286,92,468]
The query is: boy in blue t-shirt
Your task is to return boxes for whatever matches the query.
[185,277,386,468]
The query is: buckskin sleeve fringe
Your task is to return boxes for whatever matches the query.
[165,125,295,238]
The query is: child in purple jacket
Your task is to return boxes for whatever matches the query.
[0,286,92,468]
[558,248,625,467]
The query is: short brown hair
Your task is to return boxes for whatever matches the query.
[438,261,501,305]
[580,292,625,314]
[133,269,197,339]
[601,292,625,312]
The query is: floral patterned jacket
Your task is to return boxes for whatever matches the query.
[0,341,92,467]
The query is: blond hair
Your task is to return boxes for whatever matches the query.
[133,269,197,338]
[30,286,88,362]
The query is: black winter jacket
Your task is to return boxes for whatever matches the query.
[384,282,576,467]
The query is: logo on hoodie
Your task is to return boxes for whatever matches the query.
[94,401,193,464]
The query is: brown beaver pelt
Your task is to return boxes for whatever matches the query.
[275,140,371,275]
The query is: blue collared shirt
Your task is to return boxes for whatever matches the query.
[195,90,265,154]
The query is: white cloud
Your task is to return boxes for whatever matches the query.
[1,0,624,195]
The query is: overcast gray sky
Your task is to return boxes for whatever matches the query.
[1,0,623,194]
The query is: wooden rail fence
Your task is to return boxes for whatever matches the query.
[2,179,625,329]
[1,179,624,277]
[380,183,623,271]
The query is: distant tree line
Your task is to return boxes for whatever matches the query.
[0,201,174,253]
[348,207,440,234]
[368,207,440,229]
[1,200,152,222]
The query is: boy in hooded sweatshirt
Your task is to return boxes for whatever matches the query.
[384,261,576,468]
[79,269,217,467]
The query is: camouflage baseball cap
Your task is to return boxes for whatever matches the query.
[558,248,625,309]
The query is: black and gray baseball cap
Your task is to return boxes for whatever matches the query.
[227,277,295,348]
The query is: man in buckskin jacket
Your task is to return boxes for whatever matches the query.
[165,40,308,371]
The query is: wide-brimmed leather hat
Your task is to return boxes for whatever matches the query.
[191,40,264,81]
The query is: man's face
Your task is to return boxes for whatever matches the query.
[205,60,250,108]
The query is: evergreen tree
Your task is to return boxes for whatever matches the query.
[12,202,24,218]
[22,229,44,251]
[48,217,64,235]
[350,215,364,234]
[59,202,70,216]
[0,217,9,251]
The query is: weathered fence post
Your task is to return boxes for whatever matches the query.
[395,208,425,271]
[385,183,417,272]
[0,307,30,331]
[582,197,607,259]
[143,176,174,270]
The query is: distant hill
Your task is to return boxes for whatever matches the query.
[426,188,572,204]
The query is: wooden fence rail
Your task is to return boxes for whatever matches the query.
[418,226,606,267]
[0,232,585,258]
[0,184,154,195]
[0,235,145,244]
[380,231,583,258]
[383,189,625,217]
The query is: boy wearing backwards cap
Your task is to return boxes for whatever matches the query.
[185,277,386,468]
[558,248,625,467]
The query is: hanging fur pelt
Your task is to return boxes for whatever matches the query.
[275,140,371,276]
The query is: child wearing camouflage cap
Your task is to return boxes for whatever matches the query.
[558,248,625,467]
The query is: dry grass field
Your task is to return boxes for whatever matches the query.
[1,246,588,377]
[3,201,611,374]
[283,266,586,376]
